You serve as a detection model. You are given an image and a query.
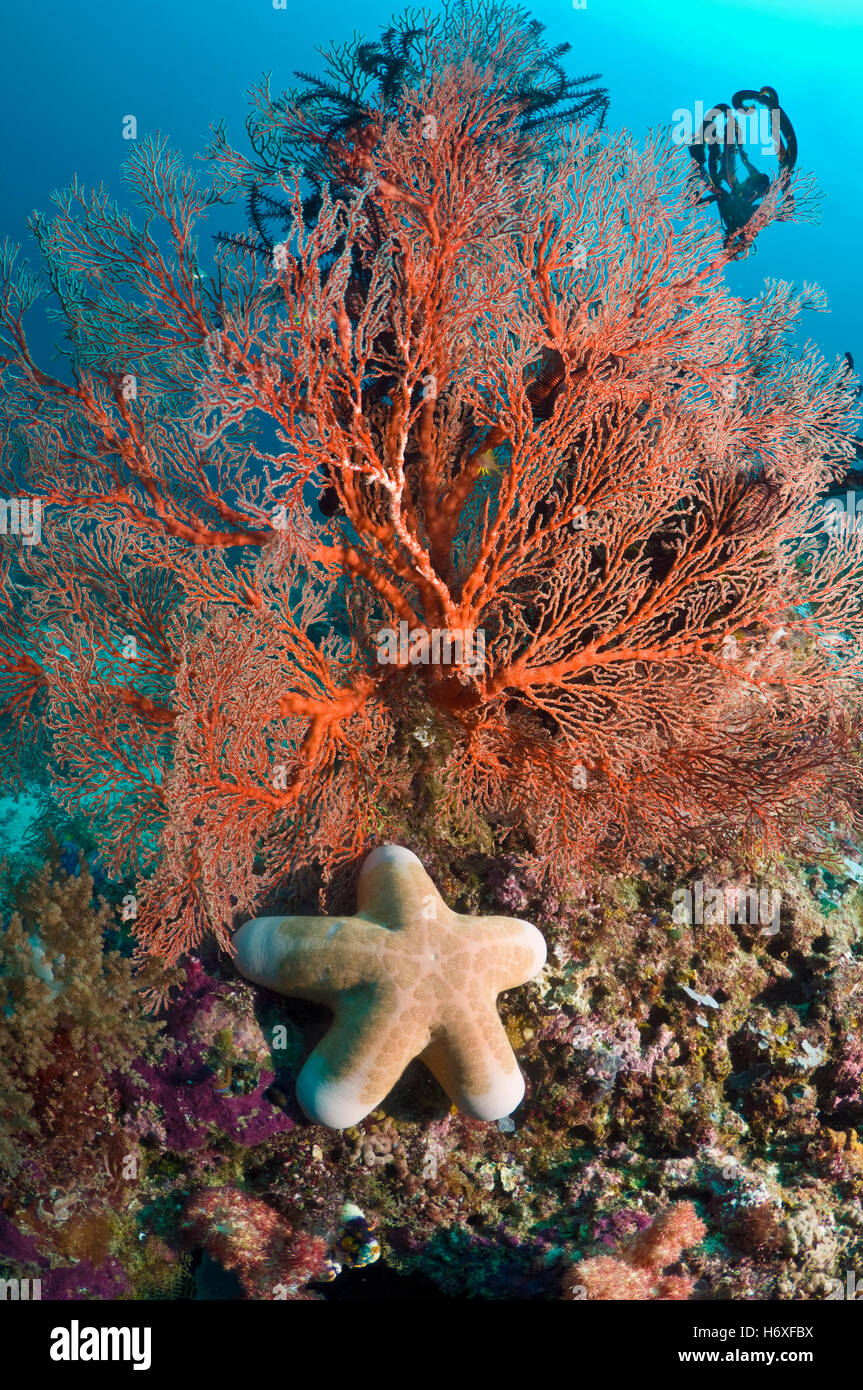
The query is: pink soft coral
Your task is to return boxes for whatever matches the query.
[564,1202,706,1301]
[182,1189,328,1300]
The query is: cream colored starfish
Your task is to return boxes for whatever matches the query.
[232,845,546,1128]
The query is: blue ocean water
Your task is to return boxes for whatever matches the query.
[0,0,859,365]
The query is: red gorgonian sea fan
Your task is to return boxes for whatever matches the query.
[1,3,861,969]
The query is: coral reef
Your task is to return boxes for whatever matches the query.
[116,958,297,1153]
[0,1,860,1307]
[0,861,169,1180]
[0,836,861,1301]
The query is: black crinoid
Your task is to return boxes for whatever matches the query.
[286,6,609,194]
[209,3,610,513]
[213,185,298,265]
[513,31,608,135]
[212,1,609,256]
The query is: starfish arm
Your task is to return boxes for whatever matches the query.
[232,914,388,1003]
[473,917,547,992]
[356,844,443,929]
[296,989,432,1127]
[420,1006,527,1121]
